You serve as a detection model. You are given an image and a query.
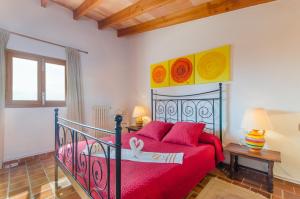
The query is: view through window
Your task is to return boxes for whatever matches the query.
[6,50,66,107]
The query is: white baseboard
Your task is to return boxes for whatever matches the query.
[275,175,300,185]
[4,149,54,163]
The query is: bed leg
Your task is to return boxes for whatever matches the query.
[55,162,59,196]
[217,162,225,169]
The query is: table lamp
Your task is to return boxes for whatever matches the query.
[132,106,146,128]
[241,108,272,153]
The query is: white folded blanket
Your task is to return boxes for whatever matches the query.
[82,137,184,164]
[86,148,184,164]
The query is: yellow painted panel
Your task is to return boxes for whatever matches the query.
[150,61,169,88]
[195,45,231,84]
[169,55,195,86]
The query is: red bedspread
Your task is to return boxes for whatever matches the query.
[58,132,224,199]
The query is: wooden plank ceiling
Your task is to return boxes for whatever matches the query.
[45,0,275,37]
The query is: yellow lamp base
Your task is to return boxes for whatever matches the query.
[135,117,143,128]
[245,129,265,153]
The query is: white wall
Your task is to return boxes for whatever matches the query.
[0,0,132,161]
[128,0,300,183]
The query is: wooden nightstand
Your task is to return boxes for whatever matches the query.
[125,125,142,133]
[224,143,281,193]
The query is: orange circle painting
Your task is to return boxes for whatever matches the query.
[171,58,193,83]
[152,65,167,84]
[197,52,226,80]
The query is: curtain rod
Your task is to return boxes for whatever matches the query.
[5,29,88,54]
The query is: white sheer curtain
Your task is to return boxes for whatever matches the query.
[65,47,84,123]
[0,29,9,168]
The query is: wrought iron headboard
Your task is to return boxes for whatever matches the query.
[151,83,223,143]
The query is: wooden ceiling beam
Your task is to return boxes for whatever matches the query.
[73,0,102,20]
[117,0,275,37]
[41,0,48,8]
[98,0,176,29]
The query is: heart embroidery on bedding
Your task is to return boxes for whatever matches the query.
[129,137,144,158]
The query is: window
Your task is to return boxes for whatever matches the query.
[6,50,66,108]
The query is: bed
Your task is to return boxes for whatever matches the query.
[55,83,224,199]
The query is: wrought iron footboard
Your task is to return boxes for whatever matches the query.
[54,109,122,199]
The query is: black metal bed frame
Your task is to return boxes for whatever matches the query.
[54,83,223,199]
[151,83,223,142]
[54,109,123,199]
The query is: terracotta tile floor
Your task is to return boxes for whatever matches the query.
[186,166,300,199]
[0,154,80,199]
[1,154,299,199]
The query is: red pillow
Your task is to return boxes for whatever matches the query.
[136,121,174,141]
[162,122,205,146]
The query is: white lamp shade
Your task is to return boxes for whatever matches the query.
[241,108,272,131]
[132,106,146,118]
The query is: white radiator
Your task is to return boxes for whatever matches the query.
[93,105,112,138]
